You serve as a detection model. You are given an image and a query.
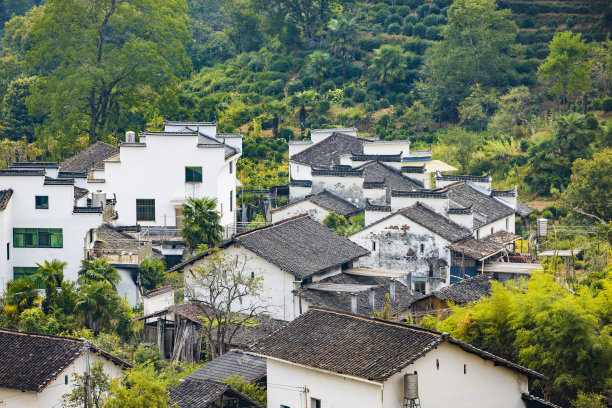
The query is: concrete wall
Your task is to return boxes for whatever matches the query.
[383,342,529,408]
[0,352,123,408]
[266,358,383,408]
[350,213,451,291]
[311,175,364,208]
[271,201,330,224]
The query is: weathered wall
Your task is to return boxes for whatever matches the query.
[311,175,365,208]
[271,201,330,224]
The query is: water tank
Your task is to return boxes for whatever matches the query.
[92,190,106,208]
[126,131,135,143]
[404,372,419,400]
[537,218,548,237]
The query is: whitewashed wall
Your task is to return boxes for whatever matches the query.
[390,194,448,214]
[436,179,492,191]
[365,209,391,226]
[383,342,529,408]
[0,193,14,291]
[311,175,364,208]
[447,212,474,230]
[143,288,174,315]
[289,185,312,202]
[271,201,330,224]
[475,215,515,239]
[289,141,313,157]
[289,162,313,181]
[363,140,411,156]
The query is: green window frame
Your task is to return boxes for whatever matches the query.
[13,267,39,280]
[13,228,62,248]
[185,166,202,183]
[35,196,49,209]
[136,199,155,221]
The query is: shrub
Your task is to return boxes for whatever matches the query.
[397,6,411,17]
[429,4,440,14]
[374,9,391,24]
[387,22,401,34]
[385,14,403,26]
[541,210,554,220]
[352,89,366,103]
[287,81,304,96]
[277,128,294,141]
[426,26,440,40]
[359,37,383,52]
[319,80,335,94]
[590,98,602,110]
[379,98,391,109]
[585,114,599,130]
[317,100,331,114]
[416,4,430,18]
[402,23,414,36]
[413,23,427,38]
[404,15,419,25]
[519,17,534,28]
[602,97,612,112]
[263,80,284,96]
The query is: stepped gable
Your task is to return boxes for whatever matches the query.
[446,182,515,228]
[59,142,119,174]
[250,308,546,382]
[359,161,423,191]
[0,329,130,392]
[290,132,364,168]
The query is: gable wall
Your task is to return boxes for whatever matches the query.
[271,201,330,224]
[311,175,365,208]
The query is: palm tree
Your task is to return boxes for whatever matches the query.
[77,281,120,335]
[35,259,66,313]
[289,90,318,137]
[303,51,331,88]
[264,100,289,138]
[181,197,223,252]
[328,16,358,79]
[3,278,41,326]
[369,45,407,91]
[78,259,121,290]
[138,259,167,291]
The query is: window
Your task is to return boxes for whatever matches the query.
[229,161,233,174]
[311,399,321,408]
[506,217,509,230]
[372,241,376,251]
[281,406,291,408]
[490,227,494,236]
[414,281,426,294]
[136,199,155,221]
[65,375,69,385]
[13,228,62,248]
[229,190,233,212]
[185,166,202,183]
[35,195,48,209]
[476,230,480,239]
[13,267,39,280]
[6,243,9,260]
[419,243,424,254]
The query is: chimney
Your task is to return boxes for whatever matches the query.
[351,293,358,314]
[390,279,396,302]
[406,273,412,294]
[369,288,376,311]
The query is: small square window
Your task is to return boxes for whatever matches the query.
[185,167,202,183]
[415,281,426,294]
[136,199,155,221]
[35,196,48,209]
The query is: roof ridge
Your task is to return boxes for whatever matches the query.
[234,214,310,239]
[406,202,473,234]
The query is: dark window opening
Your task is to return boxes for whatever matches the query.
[229,161,233,174]
[419,243,424,254]
[35,196,49,209]
[372,241,376,251]
[13,228,62,248]
[6,243,9,260]
[414,281,426,294]
[136,199,155,221]
[229,191,233,212]
[436,359,439,370]
[165,255,183,269]
[464,364,467,374]
[311,399,321,408]
[185,167,202,183]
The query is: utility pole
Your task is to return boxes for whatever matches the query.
[83,340,92,408]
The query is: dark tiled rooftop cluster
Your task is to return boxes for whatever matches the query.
[59,142,118,174]
[275,190,360,218]
[184,349,266,383]
[169,379,264,408]
[360,161,423,191]
[431,273,494,304]
[516,201,535,218]
[74,186,89,200]
[446,183,515,228]
[0,169,45,176]
[436,171,491,182]
[290,132,364,168]
[351,153,402,162]
[451,238,506,261]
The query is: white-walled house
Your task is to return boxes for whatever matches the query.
[271,190,360,224]
[250,308,551,408]
[0,329,130,408]
[171,215,370,321]
[0,168,112,290]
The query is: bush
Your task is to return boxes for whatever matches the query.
[319,80,335,94]
[379,98,391,109]
[416,4,430,18]
[426,26,440,40]
[359,37,383,53]
[263,80,284,96]
[287,81,304,96]
[541,210,554,220]
[403,15,419,25]
[385,14,403,26]
[373,9,391,24]
[397,6,411,17]
[585,114,599,130]
[590,98,602,110]
[519,17,534,28]
[402,23,414,36]
[413,22,427,38]
[277,128,294,141]
[602,97,612,112]
[387,22,401,34]
[352,89,366,103]
[317,100,331,114]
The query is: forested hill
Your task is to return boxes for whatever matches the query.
[0,0,611,201]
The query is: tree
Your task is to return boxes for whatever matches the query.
[438,127,480,173]
[222,0,264,53]
[138,259,167,291]
[104,364,170,408]
[488,86,535,136]
[289,90,318,136]
[184,250,265,359]
[26,0,191,145]
[181,197,223,252]
[264,100,289,139]
[369,45,407,90]
[537,31,592,111]
[458,84,498,131]
[61,361,110,408]
[2,278,41,326]
[2,76,42,142]
[564,148,612,223]
[78,259,121,290]
[223,375,267,406]
[323,211,350,232]
[77,280,120,335]
[303,51,332,88]
[34,258,66,313]
[418,0,517,120]
[401,101,433,133]
[327,15,358,79]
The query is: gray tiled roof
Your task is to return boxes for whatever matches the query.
[95,224,142,251]
[74,186,89,200]
[250,309,546,381]
[351,153,402,162]
[446,183,514,228]
[399,203,472,243]
[436,171,491,182]
[184,350,266,383]
[59,142,118,173]
[169,379,264,408]
[516,201,535,218]
[289,178,312,187]
[290,132,364,168]
[402,165,426,174]
[0,329,130,392]
[431,274,493,304]
[484,230,521,245]
[234,215,370,279]
[9,162,59,169]
[0,169,45,176]
[450,238,507,261]
[360,161,423,191]
[0,189,13,211]
[275,190,360,218]
[44,177,75,185]
[298,273,424,316]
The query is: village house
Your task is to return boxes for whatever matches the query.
[169,378,264,408]
[170,215,370,321]
[0,166,115,290]
[249,308,552,408]
[0,329,131,408]
[271,189,361,223]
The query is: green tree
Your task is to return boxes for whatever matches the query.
[303,51,332,88]
[26,0,191,145]
[289,90,318,136]
[458,84,498,131]
[222,0,264,53]
[19,308,59,334]
[78,259,121,290]
[181,197,223,252]
[2,278,41,326]
[138,259,167,292]
[2,76,42,142]
[418,0,517,120]
[564,148,612,223]
[264,100,289,139]
[437,127,480,173]
[369,45,407,90]
[223,375,267,406]
[488,86,535,136]
[327,15,358,79]
[323,211,350,233]
[401,101,433,133]
[104,364,170,408]
[61,361,110,408]
[34,258,66,313]
[77,280,120,335]
[538,31,592,111]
